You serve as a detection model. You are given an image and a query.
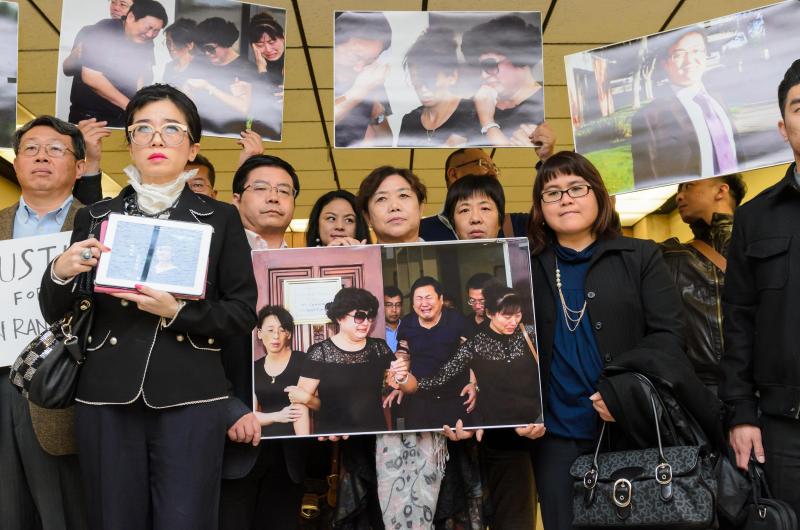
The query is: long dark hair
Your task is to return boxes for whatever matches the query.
[527,151,620,255]
[306,190,372,246]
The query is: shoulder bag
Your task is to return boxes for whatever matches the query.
[741,461,797,529]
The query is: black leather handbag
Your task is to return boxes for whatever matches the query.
[8,271,94,409]
[741,461,798,530]
[570,375,717,528]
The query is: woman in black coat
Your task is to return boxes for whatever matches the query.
[40,84,257,530]
[521,151,720,530]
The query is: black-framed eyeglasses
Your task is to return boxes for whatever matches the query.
[479,58,501,76]
[347,310,376,324]
[242,181,297,199]
[540,184,593,204]
[467,297,485,307]
[19,143,77,159]
[452,158,500,175]
[202,43,220,55]
[127,123,192,146]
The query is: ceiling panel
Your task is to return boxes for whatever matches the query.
[545,0,679,43]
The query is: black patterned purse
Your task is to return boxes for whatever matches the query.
[570,376,717,528]
[8,271,94,409]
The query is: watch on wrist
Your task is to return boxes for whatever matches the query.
[370,113,386,126]
[481,122,501,135]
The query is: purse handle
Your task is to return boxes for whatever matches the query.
[519,323,539,364]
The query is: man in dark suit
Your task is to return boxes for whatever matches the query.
[631,27,740,188]
[0,116,88,530]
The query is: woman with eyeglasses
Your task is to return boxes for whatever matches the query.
[523,151,722,530]
[305,190,372,247]
[40,84,257,530]
[183,17,255,136]
[292,287,416,436]
[398,27,478,148]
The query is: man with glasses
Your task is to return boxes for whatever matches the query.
[185,154,218,199]
[464,272,493,338]
[0,116,88,530]
[461,15,545,147]
[632,26,743,186]
[66,0,167,127]
[384,286,403,352]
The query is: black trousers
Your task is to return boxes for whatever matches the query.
[75,398,227,530]
[532,434,595,530]
[761,414,800,517]
[219,442,304,530]
[483,443,537,530]
[0,374,87,530]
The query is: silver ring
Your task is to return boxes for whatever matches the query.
[81,248,93,261]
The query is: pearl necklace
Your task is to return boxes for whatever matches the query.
[555,257,587,332]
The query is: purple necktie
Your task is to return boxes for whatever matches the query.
[693,92,737,174]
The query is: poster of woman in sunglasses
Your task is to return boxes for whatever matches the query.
[250,239,543,439]
[55,0,286,140]
[333,11,544,148]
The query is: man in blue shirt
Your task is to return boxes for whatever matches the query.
[0,116,89,529]
[383,285,403,352]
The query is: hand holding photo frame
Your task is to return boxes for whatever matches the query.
[95,214,212,299]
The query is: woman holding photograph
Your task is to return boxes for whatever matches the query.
[524,151,720,530]
[398,27,478,147]
[185,17,254,135]
[40,83,257,530]
[293,287,415,435]
[305,190,372,247]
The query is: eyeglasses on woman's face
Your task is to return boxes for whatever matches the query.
[127,122,192,147]
[202,43,220,55]
[347,310,376,324]
[540,184,593,204]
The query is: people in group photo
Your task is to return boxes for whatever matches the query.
[10,4,800,530]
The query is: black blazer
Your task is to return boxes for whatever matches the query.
[532,236,721,441]
[39,185,257,407]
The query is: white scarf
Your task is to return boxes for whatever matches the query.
[124,165,197,215]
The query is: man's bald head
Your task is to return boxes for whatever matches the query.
[444,148,498,187]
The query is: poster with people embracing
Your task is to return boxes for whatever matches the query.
[55,0,286,141]
[333,11,545,149]
[250,238,543,439]
[565,0,798,194]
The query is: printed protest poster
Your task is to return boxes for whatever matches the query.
[565,0,798,194]
[0,1,17,148]
[55,0,286,140]
[251,239,543,439]
[0,232,71,367]
[333,11,544,149]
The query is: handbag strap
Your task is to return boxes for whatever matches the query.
[519,323,539,363]
[689,239,727,273]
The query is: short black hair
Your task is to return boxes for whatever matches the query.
[719,173,747,207]
[444,174,505,231]
[247,12,284,43]
[306,190,371,246]
[403,27,457,80]
[186,153,216,187]
[128,0,168,27]
[125,84,202,145]
[257,305,294,335]
[232,154,300,197]
[196,17,239,48]
[410,276,442,299]
[779,59,800,119]
[384,285,402,299]
[483,281,522,315]
[466,272,494,292]
[165,18,196,49]
[334,12,391,52]
[461,14,541,69]
[325,287,379,322]
[13,115,86,160]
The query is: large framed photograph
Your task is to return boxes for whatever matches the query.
[0,1,17,148]
[55,0,287,140]
[250,239,542,439]
[95,213,212,299]
[565,0,797,194]
[333,11,544,149]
